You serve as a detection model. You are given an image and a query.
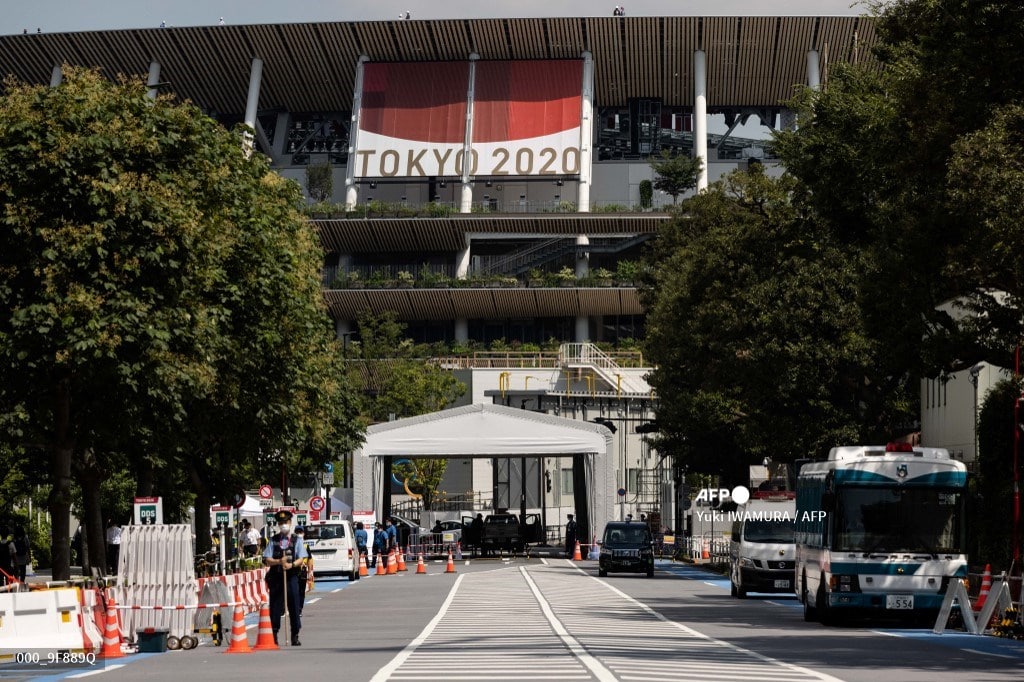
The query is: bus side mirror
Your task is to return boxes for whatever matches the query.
[821,492,835,512]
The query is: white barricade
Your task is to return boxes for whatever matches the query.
[0,588,93,651]
[112,524,197,642]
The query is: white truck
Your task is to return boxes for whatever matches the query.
[729,492,796,598]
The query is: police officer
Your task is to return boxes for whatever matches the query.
[263,510,307,646]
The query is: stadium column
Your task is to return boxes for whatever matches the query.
[694,50,708,192]
[455,233,471,342]
[49,65,62,87]
[146,61,161,100]
[345,56,370,210]
[460,54,479,214]
[577,51,595,213]
[806,50,821,90]
[575,234,590,342]
[243,57,263,157]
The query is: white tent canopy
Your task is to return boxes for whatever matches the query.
[351,403,614,536]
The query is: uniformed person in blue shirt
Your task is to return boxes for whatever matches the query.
[263,510,308,645]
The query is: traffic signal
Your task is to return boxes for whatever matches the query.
[545,471,552,493]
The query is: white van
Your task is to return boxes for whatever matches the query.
[303,519,359,581]
[729,493,796,598]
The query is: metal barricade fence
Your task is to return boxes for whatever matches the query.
[407,532,461,558]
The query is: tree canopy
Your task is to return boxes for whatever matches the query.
[649,150,703,204]
[0,67,362,577]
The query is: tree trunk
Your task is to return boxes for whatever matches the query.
[49,375,74,581]
[136,456,154,497]
[190,464,212,555]
[79,458,106,575]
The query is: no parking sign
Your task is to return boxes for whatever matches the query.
[309,496,326,513]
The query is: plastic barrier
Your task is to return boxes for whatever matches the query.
[0,587,94,651]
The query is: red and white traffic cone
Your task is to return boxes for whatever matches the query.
[572,540,583,561]
[975,563,992,611]
[376,553,387,576]
[416,553,427,574]
[358,554,369,577]
[397,547,408,572]
[99,594,124,659]
[223,604,253,654]
[387,547,398,575]
[445,548,456,573]
[252,603,278,651]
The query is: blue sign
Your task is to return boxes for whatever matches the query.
[324,463,334,473]
[617,488,626,497]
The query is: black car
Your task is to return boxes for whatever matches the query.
[598,521,655,577]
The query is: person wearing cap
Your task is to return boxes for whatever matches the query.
[263,510,307,645]
[565,513,578,558]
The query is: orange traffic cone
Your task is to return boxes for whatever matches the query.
[445,548,456,573]
[416,553,427,574]
[252,603,278,651]
[376,553,387,576]
[387,547,398,575]
[701,541,710,560]
[224,604,253,654]
[572,540,583,561]
[99,594,124,659]
[397,547,408,572]
[358,553,369,577]
[975,564,992,611]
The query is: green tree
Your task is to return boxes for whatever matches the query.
[0,67,362,576]
[305,162,333,203]
[393,458,449,511]
[649,150,703,204]
[642,167,913,481]
[974,379,1018,571]
[638,179,653,210]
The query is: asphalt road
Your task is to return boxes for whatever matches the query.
[5,558,1023,681]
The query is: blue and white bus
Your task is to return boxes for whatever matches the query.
[795,443,968,624]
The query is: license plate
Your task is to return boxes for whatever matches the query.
[886,594,914,610]
[774,580,790,589]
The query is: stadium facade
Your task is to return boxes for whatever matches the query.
[0,14,878,537]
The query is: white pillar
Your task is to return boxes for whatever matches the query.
[345,56,369,210]
[50,65,62,87]
[460,54,479,214]
[575,316,589,343]
[146,61,161,99]
[807,50,821,90]
[455,233,472,279]
[577,51,595,212]
[454,318,469,342]
[694,50,708,192]
[575,234,590,279]
[243,57,263,156]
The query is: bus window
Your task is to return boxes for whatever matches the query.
[834,487,964,554]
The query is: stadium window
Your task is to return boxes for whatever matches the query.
[560,468,574,495]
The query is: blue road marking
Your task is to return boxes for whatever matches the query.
[874,629,1024,660]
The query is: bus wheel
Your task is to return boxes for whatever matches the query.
[802,574,817,622]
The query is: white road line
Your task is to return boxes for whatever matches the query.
[567,563,845,682]
[541,558,548,565]
[519,566,617,682]
[331,588,342,593]
[68,664,125,678]
[306,597,321,605]
[960,648,1016,659]
[370,574,464,682]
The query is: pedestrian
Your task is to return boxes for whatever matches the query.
[105,519,121,575]
[354,521,368,567]
[564,514,578,558]
[372,522,388,567]
[385,517,398,555]
[0,525,12,586]
[241,521,260,557]
[263,510,306,646]
[294,526,310,614]
[470,513,485,557]
[71,526,83,569]
[12,528,30,583]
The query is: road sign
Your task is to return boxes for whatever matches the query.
[133,496,163,525]
[259,484,273,499]
[259,497,273,508]
[210,505,233,527]
[322,472,335,486]
[617,488,626,496]
[295,513,309,528]
[309,496,326,512]
[324,463,334,473]
[309,510,321,522]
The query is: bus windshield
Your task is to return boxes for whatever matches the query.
[743,519,796,543]
[834,487,964,554]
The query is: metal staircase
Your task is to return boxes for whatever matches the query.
[559,343,651,394]
[474,234,654,278]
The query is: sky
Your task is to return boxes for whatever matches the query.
[2,1,872,36]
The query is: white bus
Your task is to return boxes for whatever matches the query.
[795,443,968,624]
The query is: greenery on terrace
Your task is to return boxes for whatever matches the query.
[304,199,663,218]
